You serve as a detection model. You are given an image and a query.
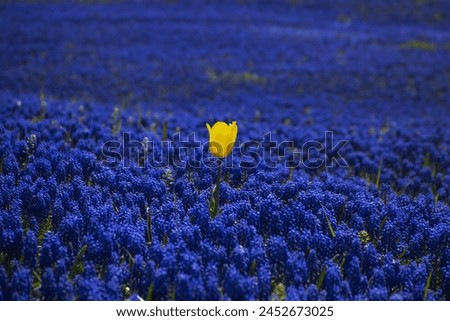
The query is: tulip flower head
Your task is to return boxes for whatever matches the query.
[206,121,238,158]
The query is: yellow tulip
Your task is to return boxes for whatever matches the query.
[206,121,238,158]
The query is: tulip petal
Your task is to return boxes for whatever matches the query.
[207,120,238,158]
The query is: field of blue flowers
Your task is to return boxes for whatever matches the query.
[1,0,450,301]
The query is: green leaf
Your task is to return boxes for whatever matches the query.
[320,204,335,238]
[69,245,88,279]
[376,158,383,189]
[162,121,168,141]
[316,265,327,290]
[423,270,432,301]
[146,208,152,244]
[249,259,257,276]
[145,283,154,301]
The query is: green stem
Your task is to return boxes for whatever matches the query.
[210,159,222,218]
[376,158,383,189]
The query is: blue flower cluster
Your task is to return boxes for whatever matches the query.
[1,0,449,300]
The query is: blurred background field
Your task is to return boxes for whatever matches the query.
[2,0,449,112]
